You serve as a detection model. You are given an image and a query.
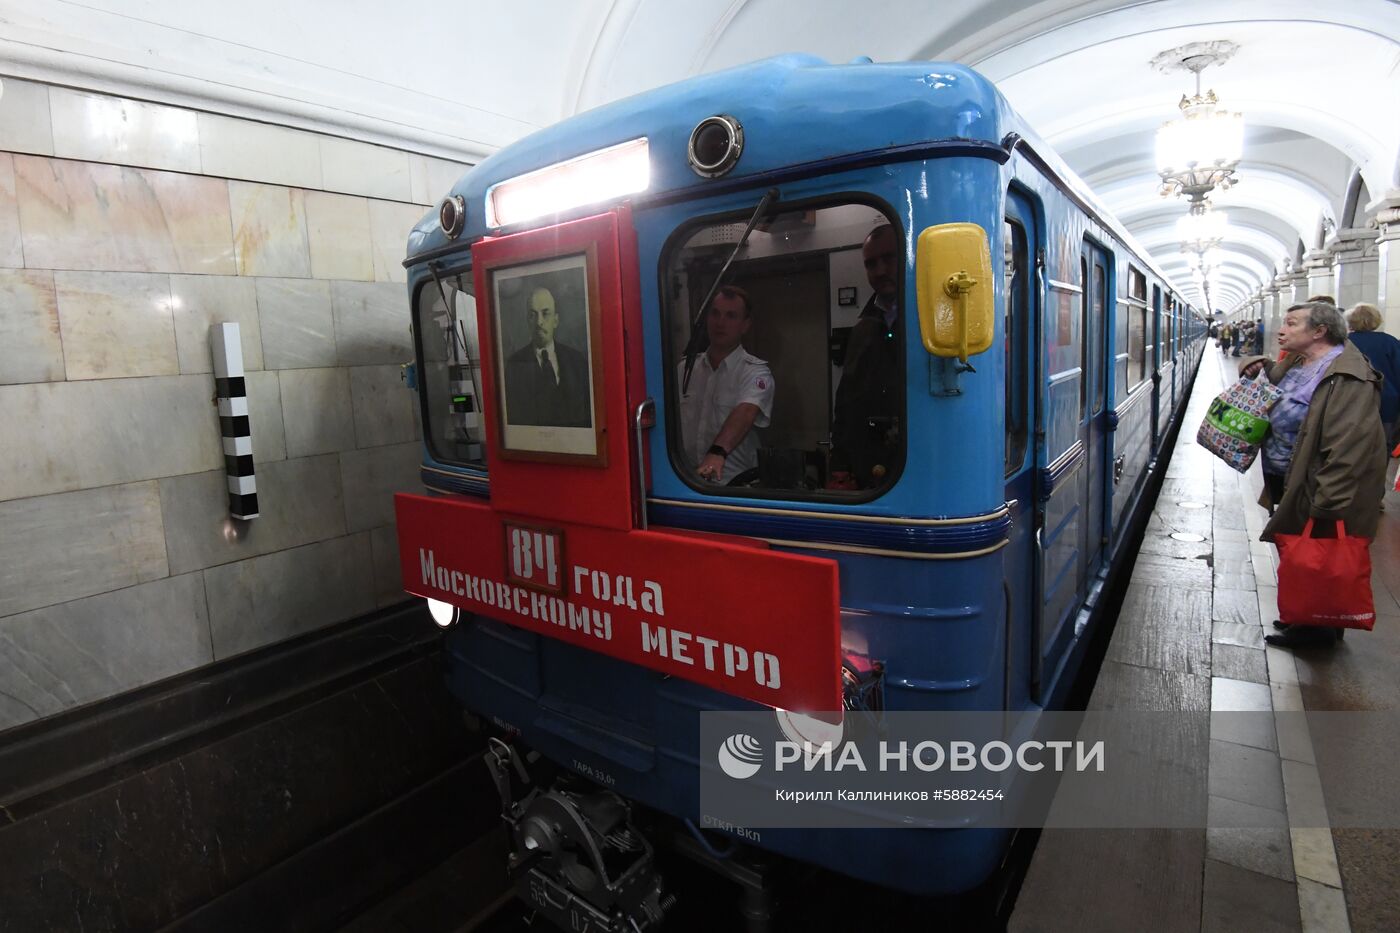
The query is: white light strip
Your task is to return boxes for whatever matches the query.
[487,138,650,228]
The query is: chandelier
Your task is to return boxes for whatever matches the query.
[1153,43,1244,208]
[1177,207,1228,253]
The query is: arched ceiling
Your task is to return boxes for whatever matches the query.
[5,0,1398,315]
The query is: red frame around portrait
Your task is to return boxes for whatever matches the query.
[472,211,642,531]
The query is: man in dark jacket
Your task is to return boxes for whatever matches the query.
[832,224,902,488]
[503,287,592,427]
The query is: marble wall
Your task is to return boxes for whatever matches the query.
[0,76,469,731]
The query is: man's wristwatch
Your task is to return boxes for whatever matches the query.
[708,444,728,458]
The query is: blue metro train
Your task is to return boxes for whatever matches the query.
[395,54,1204,930]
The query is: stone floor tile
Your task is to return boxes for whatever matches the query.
[1296,878,1351,933]
[1213,643,1267,684]
[1201,859,1302,933]
[1291,828,1343,888]
[1210,739,1286,811]
[1214,620,1265,649]
[1212,677,1274,711]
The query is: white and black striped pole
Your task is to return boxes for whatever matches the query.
[210,323,258,520]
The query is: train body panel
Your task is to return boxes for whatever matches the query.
[396,54,1208,905]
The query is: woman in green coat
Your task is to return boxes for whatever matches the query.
[1240,301,1387,647]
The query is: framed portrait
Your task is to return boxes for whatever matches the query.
[837,286,858,307]
[480,246,606,465]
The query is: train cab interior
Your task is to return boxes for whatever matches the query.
[662,201,904,496]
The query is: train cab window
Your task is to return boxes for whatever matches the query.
[412,271,486,467]
[1004,219,1029,476]
[661,201,904,499]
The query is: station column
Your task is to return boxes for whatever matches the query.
[1303,249,1334,299]
[1331,227,1379,308]
[1375,192,1400,337]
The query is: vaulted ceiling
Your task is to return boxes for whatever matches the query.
[6,0,1398,313]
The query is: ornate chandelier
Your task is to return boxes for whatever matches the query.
[1153,42,1244,208]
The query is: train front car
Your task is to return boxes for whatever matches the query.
[398,56,1060,926]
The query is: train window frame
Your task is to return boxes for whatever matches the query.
[1003,217,1029,477]
[410,265,488,470]
[656,191,906,504]
[1126,267,1148,390]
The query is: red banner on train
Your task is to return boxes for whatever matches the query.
[396,493,843,714]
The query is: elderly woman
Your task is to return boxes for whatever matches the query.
[1240,302,1387,647]
[1345,302,1400,449]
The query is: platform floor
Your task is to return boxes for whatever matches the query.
[1011,348,1400,933]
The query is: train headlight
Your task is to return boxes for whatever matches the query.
[774,709,844,747]
[688,115,743,178]
[426,598,461,628]
[486,137,650,228]
[438,195,465,238]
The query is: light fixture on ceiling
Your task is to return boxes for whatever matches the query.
[1153,41,1244,209]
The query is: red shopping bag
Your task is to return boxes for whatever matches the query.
[1275,520,1376,630]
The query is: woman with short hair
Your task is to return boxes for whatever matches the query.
[1345,302,1400,449]
[1240,302,1387,647]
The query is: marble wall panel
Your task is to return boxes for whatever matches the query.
[305,191,372,281]
[229,181,311,278]
[0,376,223,502]
[0,78,55,156]
[279,367,357,458]
[339,441,422,533]
[0,573,212,731]
[409,154,469,206]
[368,200,425,283]
[369,525,407,608]
[349,365,419,448]
[203,533,375,659]
[245,370,287,463]
[0,270,65,384]
[332,280,413,365]
[321,137,412,203]
[160,455,347,575]
[256,277,336,369]
[0,482,168,618]
[14,156,235,274]
[48,88,202,174]
[0,154,22,267]
[170,274,263,373]
[55,271,179,380]
[197,113,323,190]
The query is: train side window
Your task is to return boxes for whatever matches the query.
[661,201,904,499]
[412,272,486,467]
[1127,267,1147,388]
[1004,219,1028,476]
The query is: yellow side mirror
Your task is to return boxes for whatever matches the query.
[915,223,994,363]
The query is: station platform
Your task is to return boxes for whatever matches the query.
[1011,348,1400,933]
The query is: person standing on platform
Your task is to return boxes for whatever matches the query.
[1345,303,1400,450]
[1239,302,1387,648]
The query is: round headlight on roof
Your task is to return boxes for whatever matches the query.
[688,115,744,178]
[438,195,466,238]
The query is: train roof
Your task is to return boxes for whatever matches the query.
[408,54,1188,308]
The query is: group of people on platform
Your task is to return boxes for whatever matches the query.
[1236,295,1400,648]
[1212,319,1264,357]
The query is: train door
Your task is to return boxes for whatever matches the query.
[1150,285,1162,447]
[1079,242,1110,576]
[1002,191,1040,705]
